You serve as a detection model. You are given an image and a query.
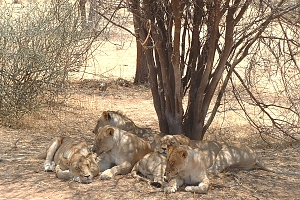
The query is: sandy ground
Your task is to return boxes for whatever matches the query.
[0,79,299,200]
[0,3,300,199]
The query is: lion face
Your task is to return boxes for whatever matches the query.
[165,145,188,180]
[92,125,116,155]
[69,153,99,184]
[154,135,190,156]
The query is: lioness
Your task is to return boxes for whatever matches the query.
[93,111,164,147]
[130,134,190,187]
[209,143,300,175]
[92,125,152,180]
[131,151,167,188]
[156,134,299,175]
[131,134,221,187]
[43,137,99,183]
[0,137,100,183]
[164,145,210,194]
[93,111,139,134]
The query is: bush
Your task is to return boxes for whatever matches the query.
[0,0,92,122]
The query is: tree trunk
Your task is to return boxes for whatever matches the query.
[131,0,149,84]
[134,42,148,84]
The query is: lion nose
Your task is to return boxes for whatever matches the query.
[162,147,167,151]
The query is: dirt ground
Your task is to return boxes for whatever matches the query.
[0,80,299,200]
[0,4,300,199]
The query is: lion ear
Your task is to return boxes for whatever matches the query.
[154,135,161,143]
[178,150,188,159]
[102,111,111,121]
[105,127,114,136]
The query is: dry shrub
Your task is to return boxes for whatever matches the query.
[0,0,95,123]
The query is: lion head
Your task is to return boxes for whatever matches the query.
[93,111,136,135]
[92,125,117,155]
[63,152,99,184]
[165,145,189,180]
[154,134,191,156]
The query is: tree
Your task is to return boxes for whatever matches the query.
[126,0,300,140]
[130,0,149,84]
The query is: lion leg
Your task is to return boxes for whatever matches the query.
[55,165,73,180]
[209,148,236,174]
[97,152,114,172]
[164,177,184,194]
[131,170,153,185]
[44,137,63,171]
[185,175,209,193]
[100,161,132,180]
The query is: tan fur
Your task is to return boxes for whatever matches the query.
[209,143,300,175]
[154,134,191,156]
[133,134,221,187]
[131,151,167,188]
[155,135,299,193]
[93,111,138,135]
[0,137,100,183]
[129,134,190,187]
[43,137,99,183]
[93,111,165,150]
[92,125,152,180]
[155,134,300,174]
[164,145,209,194]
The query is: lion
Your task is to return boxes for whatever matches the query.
[156,135,300,174]
[209,143,300,175]
[130,134,221,187]
[129,134,190,187]
[153,134,299,193]
[93,111,139,135]
[131,151,167,188]
[153,134,225,167]
[92,125,152,180]
[43,137,100,183]
[0,137,99,183]
[153,134,191,156]
[93,111,164,146]
[164,144,210,194]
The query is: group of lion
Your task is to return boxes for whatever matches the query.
[2,110,298,194]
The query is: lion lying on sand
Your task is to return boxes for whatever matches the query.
[164,142,300,194]
[43,137,99,183]
[92,125,152,180]
[0,136,100,183]
[135,134,299,193]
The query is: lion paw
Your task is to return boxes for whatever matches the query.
[100,170,114,180]
[44,161,55,171]
[164,186,177,194]
[185,184,208,193]
[73,176,82,183]
[55,165,61,173]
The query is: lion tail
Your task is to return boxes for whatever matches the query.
[256,160,300,175]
